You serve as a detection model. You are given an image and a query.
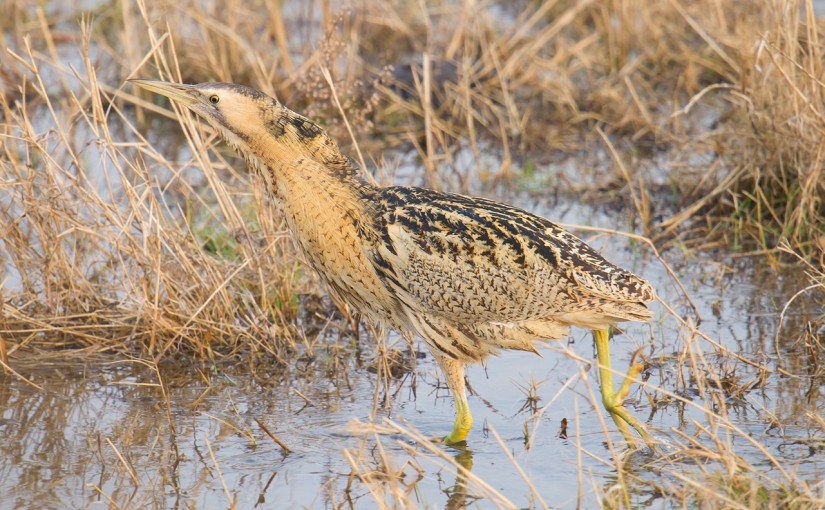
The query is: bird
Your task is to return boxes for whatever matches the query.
[130,78,656,447]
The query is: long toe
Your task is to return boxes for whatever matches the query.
[605,397,653,446]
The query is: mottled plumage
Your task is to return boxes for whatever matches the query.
[131,79,656,446]
[371,187,653,358]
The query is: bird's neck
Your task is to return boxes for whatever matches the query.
[255,133,376,214]
[212,108,380,251]
[213,109,399,324]
[214,113,373,203]
[258,144,384,299]
[269,156,374,216]
[242,125,379,248]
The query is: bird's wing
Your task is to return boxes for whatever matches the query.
[368,187,654,325]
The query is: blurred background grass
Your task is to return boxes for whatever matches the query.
[0,1,823,508]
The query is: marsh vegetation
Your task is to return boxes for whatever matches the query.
[1,0,823,508]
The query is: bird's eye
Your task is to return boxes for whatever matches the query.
[209,95,220,104]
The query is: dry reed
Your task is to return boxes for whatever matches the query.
[1,0,823,507]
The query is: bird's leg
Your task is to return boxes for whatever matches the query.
[435,354,473,446]
[593,329,653,445]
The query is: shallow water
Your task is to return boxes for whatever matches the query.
[1,193,822,509]
[2,2,824,507]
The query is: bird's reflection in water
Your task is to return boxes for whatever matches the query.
[444,448,479,510]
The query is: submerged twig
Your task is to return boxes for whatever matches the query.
[253,417,291,454]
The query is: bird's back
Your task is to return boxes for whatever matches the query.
[360,186,654,360]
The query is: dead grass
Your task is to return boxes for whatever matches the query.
[4,0,821,267]
[1,0,825,508]
[0,6,304,362]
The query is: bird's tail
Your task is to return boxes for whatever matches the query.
[555,301,652,330]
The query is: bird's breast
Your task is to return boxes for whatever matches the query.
[274,167,399,326]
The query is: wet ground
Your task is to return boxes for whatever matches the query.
[1,194,823,509]
[2,1,824,507]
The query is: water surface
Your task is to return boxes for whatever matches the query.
[2,195,822,509]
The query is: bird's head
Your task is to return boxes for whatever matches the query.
[129,79,354,178]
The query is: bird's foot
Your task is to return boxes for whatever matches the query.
[594,329,655,449]
[615,348,646,403]
[602,355,654,448]
[431,433,468,448]
[443,433,469,447]
[441,418,472,447]
[437,390,473,447]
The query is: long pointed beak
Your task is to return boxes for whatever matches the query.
[128,79,199,106]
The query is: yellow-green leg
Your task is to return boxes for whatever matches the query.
[435,354,473,446]
[593,329,652,445]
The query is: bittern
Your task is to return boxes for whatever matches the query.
[130,79,655,446]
